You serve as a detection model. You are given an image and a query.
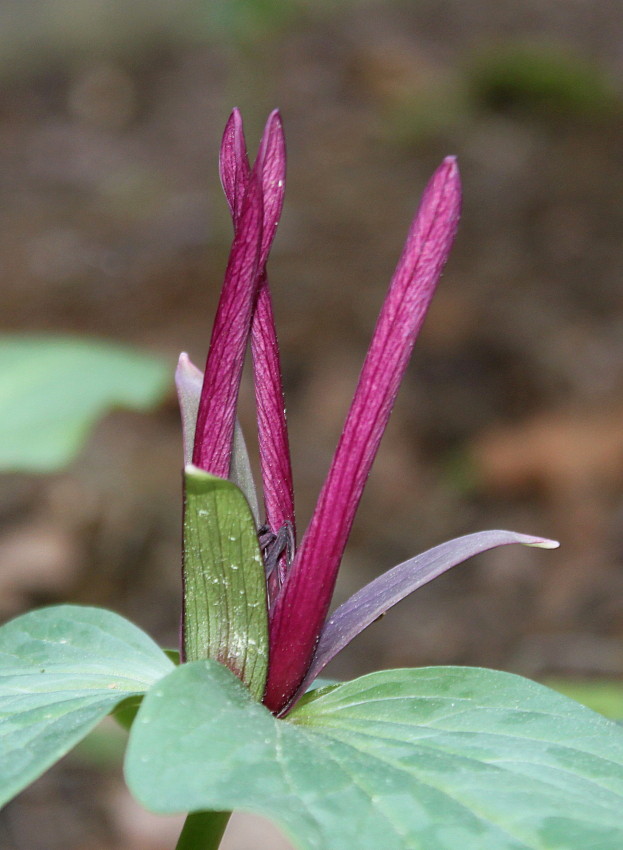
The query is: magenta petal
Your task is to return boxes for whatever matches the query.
[250,114,294,577]
[192,175,263,477]
[219,108,285,259]
[253,110,286,267]
[252,275,296,547]
[219,109,294,547]
[264,158,462,712]
[219,108,250,223]
[290,531,559,706]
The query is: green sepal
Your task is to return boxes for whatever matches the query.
[183,465,268,701]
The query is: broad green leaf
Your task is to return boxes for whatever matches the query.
[0,605,173,807]
[0,335,169,472]
[183,466,268,700]
[125,662,623,850]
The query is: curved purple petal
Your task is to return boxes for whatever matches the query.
[218,109,294,548]
[192,175,263,477]
[264,158,462,712]
[291,530,559,705]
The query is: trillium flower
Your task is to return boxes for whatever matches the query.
[176,109,558,716]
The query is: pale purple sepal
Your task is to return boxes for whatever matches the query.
[175,354,260,525]
[175,353,203,466]
[192,174,263,477]
[292,530,560,704]
[265,157,462,712]
[230,419,261,527]
[219,109,295,546]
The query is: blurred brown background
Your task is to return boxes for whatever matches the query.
[2,1,623,847]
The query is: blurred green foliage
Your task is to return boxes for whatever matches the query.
[467,43,621,118]
[69,717,128,768]
[547,679,623,721]
[0,0,362,77]
[385,40,620,147]
[0,336,169,473]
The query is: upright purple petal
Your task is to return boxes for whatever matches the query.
[291,531,559,708]
[219,109,295,550]
[192,175,263,477]
[250,114,295,565]
[252,276,296,566]
[219,108,286,254]
[254,110,286,267]
[264,157,462,712]
[219,108,249,223]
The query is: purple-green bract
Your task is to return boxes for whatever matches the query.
[176,109,558,715]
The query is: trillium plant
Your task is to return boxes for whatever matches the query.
[2,111,623,850]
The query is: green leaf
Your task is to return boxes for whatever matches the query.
[0,335,169,472]
[0,605,173,807]
[125,662,623,850]
[183,466,268,700]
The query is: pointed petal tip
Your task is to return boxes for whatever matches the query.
[222,107,243,137]
[258,110,286,164]
[265,109,283,135]
[226,106,242,124]
[430,155,462,227]
[436,155,461,188]
[417,156,461,228]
